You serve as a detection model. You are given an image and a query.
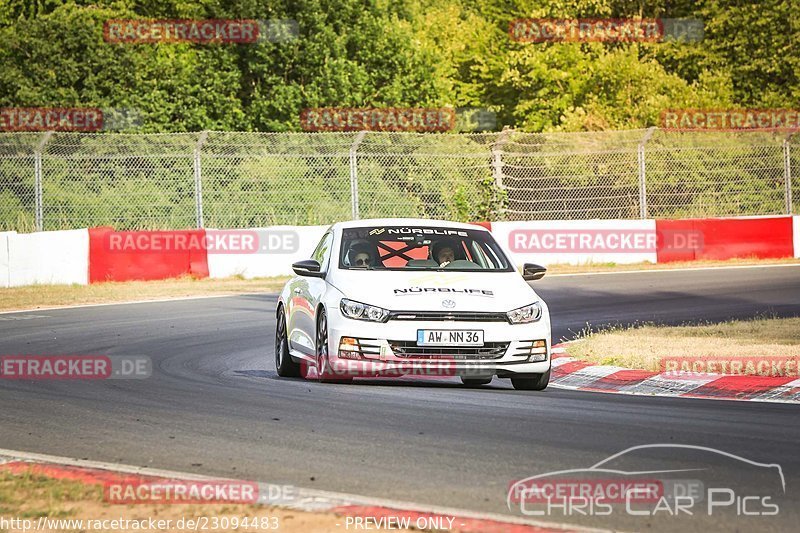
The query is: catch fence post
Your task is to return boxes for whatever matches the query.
[34,131,54,232]
[784,132,795,215]
[349,131,367,220]
[638,127,657,219]
[492,126,512,190]
[194,131,209,228]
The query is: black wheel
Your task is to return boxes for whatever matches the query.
[511,370,550,391]
[316,309,351,384]
[460,376,493,387]
[275,306,301,377]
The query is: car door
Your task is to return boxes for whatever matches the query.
[288,231,333,356]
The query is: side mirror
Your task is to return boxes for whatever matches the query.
[522,263,546,281]
[292,259,324,278]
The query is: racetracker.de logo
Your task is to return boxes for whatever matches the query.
[508,478,664,504]
[509,18,703,43]
[300,107,457,132]
[103,19,260,44]
[303,359,500,379]
[103,230,299,255]
[661,109,800,131]
[104,480,259,504]
[661,356,800,377]
[510,18,661,43]
[0,108,103,132]
[508,229,703,254]
[0,355,151,380]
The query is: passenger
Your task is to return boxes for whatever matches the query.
[353,251,371,267]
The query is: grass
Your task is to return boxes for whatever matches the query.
[0,471,93,520]
[0,469,402,532]
[0,276,289,312]
[1,257,798,313]
[565,316,800,371]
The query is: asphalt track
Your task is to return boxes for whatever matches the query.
[1,265,799,531]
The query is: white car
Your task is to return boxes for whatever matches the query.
[275,219,552,390]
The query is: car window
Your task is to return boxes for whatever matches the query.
[311,232,333,271]
[468,240,490,268]
[339,226,513,272]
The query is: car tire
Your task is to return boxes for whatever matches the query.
[460,376,493,387]
[316,309,352,384]
[511,370,550,391]
[275,306,301,377]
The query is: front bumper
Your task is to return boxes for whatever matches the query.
[327,311,551,378]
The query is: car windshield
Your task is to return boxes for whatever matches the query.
[339,225,514,271]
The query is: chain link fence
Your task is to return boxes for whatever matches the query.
[500,129,646,220]
[0,133,42,233]
[0,129,796,232]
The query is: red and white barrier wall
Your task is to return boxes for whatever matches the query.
[492,219,658,267]
[494,215,798,267]
[85,226,327,283]
[88,227,210,283]
[0,216,797,288]
[654,216,795,262]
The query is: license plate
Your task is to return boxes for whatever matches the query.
[417,329,484,346]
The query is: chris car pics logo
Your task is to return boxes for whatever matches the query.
[507,444,784,518]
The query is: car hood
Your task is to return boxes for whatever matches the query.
[329,270,541,313]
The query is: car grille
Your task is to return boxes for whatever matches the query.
[387,311,508,323]
[345,338,382,358]
[511,340,548,358]
[389,341,509,360]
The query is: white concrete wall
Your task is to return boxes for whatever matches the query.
[794,216,800,258]
[0,231,14,288]
[491,219,658,267]
[7,229,89,287]
[207,225,328,279]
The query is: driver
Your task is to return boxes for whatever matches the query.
[431,239,457,267]
[346,240,376,267]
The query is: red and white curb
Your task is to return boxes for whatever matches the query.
[550,344,800,404]
[0,448,603,533]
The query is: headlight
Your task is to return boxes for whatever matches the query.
[507,302,542,324]
[340,299,390,322]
